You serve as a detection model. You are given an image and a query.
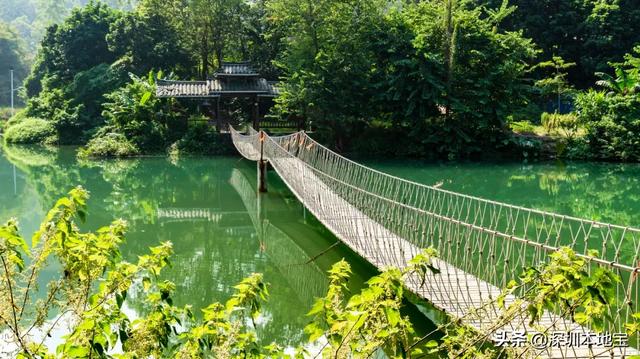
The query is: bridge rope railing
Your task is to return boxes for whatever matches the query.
[230,126,640,354]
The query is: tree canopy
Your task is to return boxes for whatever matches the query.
[3,0,640,161]
[269,0,537,157]
[477,0,640,88]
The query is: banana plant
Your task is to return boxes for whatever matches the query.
[595,66,638,96]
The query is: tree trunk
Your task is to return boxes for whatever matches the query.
[200,26,210,79]
[444,0,456,118]
[216,47,223,70]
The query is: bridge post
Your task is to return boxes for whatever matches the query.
[258,131,267,193]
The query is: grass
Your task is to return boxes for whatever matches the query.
[509,120,547,136]
[509,119,586,140]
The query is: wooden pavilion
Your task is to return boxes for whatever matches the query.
[156,61,300,131]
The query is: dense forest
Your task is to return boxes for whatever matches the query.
[2,2,640,358]
[1,0,640,161]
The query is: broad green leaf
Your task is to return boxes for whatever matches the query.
[140,92,152,106]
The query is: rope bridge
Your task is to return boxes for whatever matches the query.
[230,127,640,358]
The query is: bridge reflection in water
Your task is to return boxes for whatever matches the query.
[153,164,333,347]
[229,167,329,311]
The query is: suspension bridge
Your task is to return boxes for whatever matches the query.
[230,127,640,358]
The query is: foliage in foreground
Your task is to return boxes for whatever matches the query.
[2,188,640,358]
[0,187,274,358]
[423,248,640,358]
[0,187,441,358]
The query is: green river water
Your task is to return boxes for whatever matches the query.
[1,144,639,350]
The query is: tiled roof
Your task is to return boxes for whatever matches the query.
[214,62,259,76]
[264,81,280,96]
[156,80,211,97]
[156,78,280,98]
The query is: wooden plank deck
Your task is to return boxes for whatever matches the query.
[236,140,637,358]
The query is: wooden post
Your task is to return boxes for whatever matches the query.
[215,97,221,132]
[252,96,260,130]
[258,130,267,193]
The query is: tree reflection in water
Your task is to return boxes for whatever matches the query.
[0,144,372,347]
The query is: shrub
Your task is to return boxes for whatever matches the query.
[3,118,55,144]
[173,120,234,155]
[575,91,640,161]
[25,88,90,144]
[1,109,27,131]
[541,112,580,139]
[78,132,139,158]
[575,90,608,123]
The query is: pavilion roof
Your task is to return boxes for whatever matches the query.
[156,78,280,98]
[156,61,280,98]
[214,62,259,77]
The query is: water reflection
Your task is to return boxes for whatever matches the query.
[229,167,330,344]
[0,144,344,347]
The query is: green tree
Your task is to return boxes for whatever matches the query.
[581,0,640,85]
[404,1,537,157]
[19,1,192,145]
[235,0,284,79]
[268,0,389,150]
[270,0,536,158]
[534,56,576,112]
[595,47,640,96]
[0,0,136,54]
[107,10,194,76]
[23,1,121,98]
[137,0,250,78]
[476,0,640,88]
[574,47,640,161]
